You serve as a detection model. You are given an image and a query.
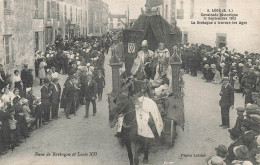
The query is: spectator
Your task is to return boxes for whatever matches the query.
[21,64,30,96]
[50,78,61,119]
[13,70,23,96]
[40,78,51,124]
[38,58,47,86]
[95,70,105,101]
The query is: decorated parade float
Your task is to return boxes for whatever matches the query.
[108,12,184,165]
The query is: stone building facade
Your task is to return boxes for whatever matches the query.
[0,0,93,72]
[88,0,109,36]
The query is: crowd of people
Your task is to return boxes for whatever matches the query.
[179,43,260,165]
[0,33,113,156]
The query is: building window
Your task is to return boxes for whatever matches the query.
[4,0,12,15]
[219,0,226,9]
[57,3,60,20]
[117,18,121,22]
[4,36,11,65]
[190,0,194,19]
[110,18,113,22]
[177,0,184,19]
[117,23,121,27]
[47,1,51,19]
[35,32,39,51]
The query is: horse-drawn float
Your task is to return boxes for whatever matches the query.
[108,14,184,165]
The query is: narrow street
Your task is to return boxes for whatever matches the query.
[0,54,245,165]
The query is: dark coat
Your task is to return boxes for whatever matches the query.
[219,84,234,107]
[0,70,6,91]
[41,85,51,105]
[81,79,97,100]
[21,69,30,87]
[62,81,76,101]
[95,75,105,89]
[0,110,11,144]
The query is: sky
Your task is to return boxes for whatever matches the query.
[102,0,146,19]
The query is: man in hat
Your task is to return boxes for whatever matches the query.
[41,78,52,123]
[228,107,245,137]
[219,77,234,129]
[82,74,97,117]
[215,145,228,160]
[21,64,31,96]
[50,78,61,119]
[62,76,77,119]
[95,70,105,101]
[131,40,154,80]
[243,84,254,106]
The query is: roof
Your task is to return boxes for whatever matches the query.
[145,0,163,8]
[109,14,127,18]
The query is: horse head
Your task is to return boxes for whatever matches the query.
[109,93,131,128]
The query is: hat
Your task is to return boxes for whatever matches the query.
[238,63,244,67]
[246,104,258,111]
[236,107,245,112]
[211,64,216,69]
[26,87,32,93]
[21,98,29,105]
[242,161,253,165]
[141,40,148,47]
[87,63,91,67]
[215,145,228,157]
[222,77,229,81]
[204,64,209,68]
[233,145,250,159]
[208,156,226,165]
[220,63,225,67]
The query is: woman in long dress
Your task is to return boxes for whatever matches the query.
[38,58,47,85]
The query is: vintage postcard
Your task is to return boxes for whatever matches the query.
[0,0,259,165]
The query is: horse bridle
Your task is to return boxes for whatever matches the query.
[119,96,145,128]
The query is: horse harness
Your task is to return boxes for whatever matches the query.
[120,96,145,129]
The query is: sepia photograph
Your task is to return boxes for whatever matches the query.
[0,0,259,164]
